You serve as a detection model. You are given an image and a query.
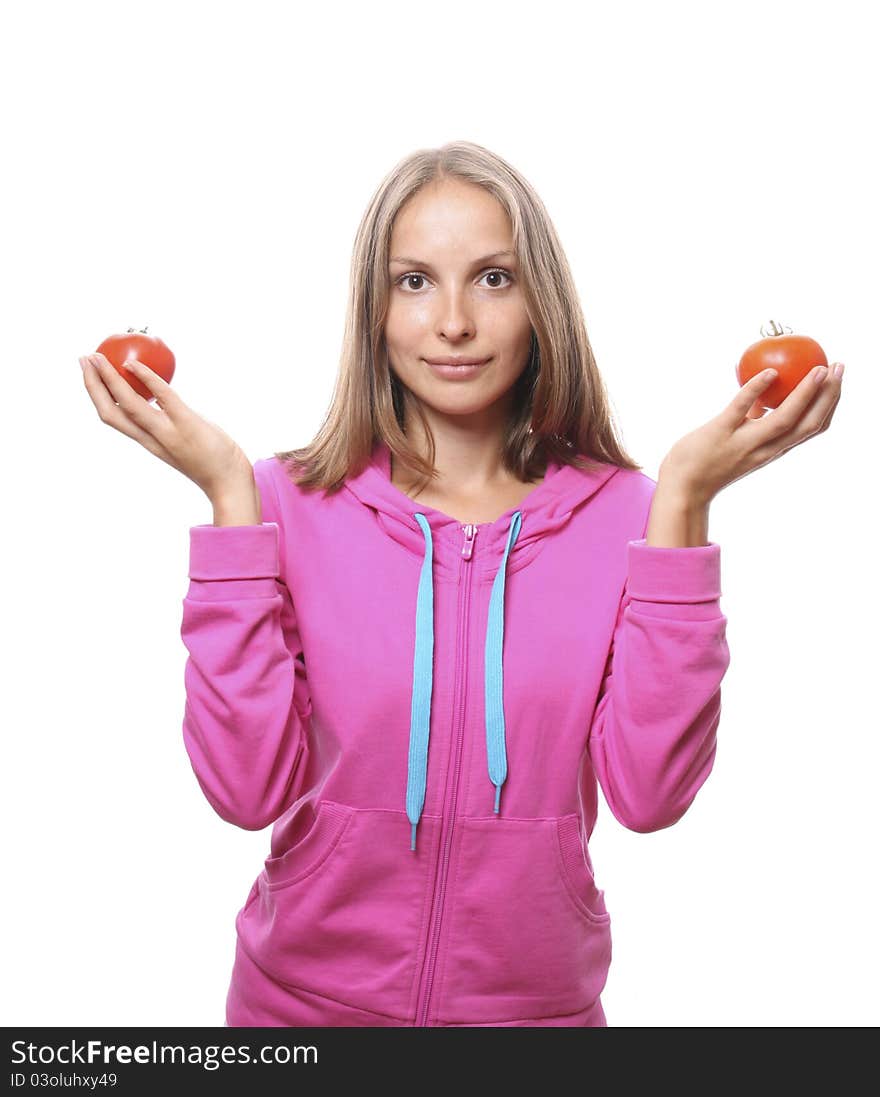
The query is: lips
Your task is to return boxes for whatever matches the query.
[424,357,492,380]
[424,357,491,367]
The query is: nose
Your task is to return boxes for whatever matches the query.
[434,285,474,340]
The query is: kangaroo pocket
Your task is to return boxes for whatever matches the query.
[434,814,612,1025]
[235,799,435,1017]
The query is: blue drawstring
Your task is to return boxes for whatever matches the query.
[406,514,435,851]
[485,512,522,815]
[405,512,522,850]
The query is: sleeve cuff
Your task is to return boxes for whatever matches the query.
[626,538,721,604]
[188,522,280,580]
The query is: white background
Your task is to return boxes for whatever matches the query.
[2,0,876,1027]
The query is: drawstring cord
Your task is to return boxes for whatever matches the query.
[405,512,522,850]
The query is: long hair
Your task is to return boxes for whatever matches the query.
[275,140,642,495]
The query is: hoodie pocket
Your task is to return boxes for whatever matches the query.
[434,814,612,1025]
[554,813,610,925]
[262,799,352,892]
[236,800,437,1018]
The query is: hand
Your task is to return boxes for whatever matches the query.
[659,362,845,506]
[79,352,255,500]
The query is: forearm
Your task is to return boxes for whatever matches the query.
[211,478,262,526]
[182,518,309,831]
[589,535,729,832]
[645,478,710,547]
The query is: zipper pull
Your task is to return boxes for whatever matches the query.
[461,523,478,560]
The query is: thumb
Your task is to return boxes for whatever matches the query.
[127,358,177,414]
[731,369,776,424]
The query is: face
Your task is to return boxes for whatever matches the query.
[383,178,533,428]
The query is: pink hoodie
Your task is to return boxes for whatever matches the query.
[180,440,730,1027]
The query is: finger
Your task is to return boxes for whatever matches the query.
[801,364,842,432]
[81,357,172,460]
[777,363,843,440]
[747,364,842,464]
[758,365,831,437]
[723,370,778,427]
[124,357,184,422]
[745,397,767,420]
[816,362,844,431]
[89,353,164,431]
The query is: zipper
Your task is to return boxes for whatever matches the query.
[413,522,478,1026]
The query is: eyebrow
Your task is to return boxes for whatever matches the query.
[388,250,517,268]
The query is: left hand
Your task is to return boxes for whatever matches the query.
[659,362,845,506]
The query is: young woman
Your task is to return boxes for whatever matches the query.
[79,141,843,1027]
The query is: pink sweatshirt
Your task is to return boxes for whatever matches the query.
[180,440,730,1027]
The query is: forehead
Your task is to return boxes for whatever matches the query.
[390,180,513,254]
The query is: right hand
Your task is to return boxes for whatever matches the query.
[79,352,255,501]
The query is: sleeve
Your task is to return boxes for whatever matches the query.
[178,459,312,831]
[587,533,731,834]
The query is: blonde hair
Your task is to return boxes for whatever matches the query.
[275,139,642,495]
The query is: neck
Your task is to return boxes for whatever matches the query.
[393,404,526,494]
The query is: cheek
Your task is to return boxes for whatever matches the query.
[488,297,531,335]
[491,309,533,360]
[385,297,430,342]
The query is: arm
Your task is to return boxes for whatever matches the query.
[179,459,312,830]
[587,489,730,833]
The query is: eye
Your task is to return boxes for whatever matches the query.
[394,268,514,292]
[482,268,513,289]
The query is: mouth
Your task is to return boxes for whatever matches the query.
[424,356,492,380]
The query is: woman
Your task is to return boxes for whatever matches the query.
[79,141,843,1027]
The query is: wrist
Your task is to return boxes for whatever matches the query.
[646,476,712,547]
[656,464,713,510]
[210,479,262,527]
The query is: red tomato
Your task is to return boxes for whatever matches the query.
[736,320,828,410]
[95,327,176,403]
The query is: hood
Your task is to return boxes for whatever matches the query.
[344,439,621,851]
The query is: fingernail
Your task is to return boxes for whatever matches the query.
[833,363,844,379]
[813,366,828,384]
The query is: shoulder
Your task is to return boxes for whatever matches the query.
[615,466,658,495]
[611,466,660,515]
[256,453,314,486]
[587,465,659,535]
[252,456,307,525]
[575,456,658,501]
